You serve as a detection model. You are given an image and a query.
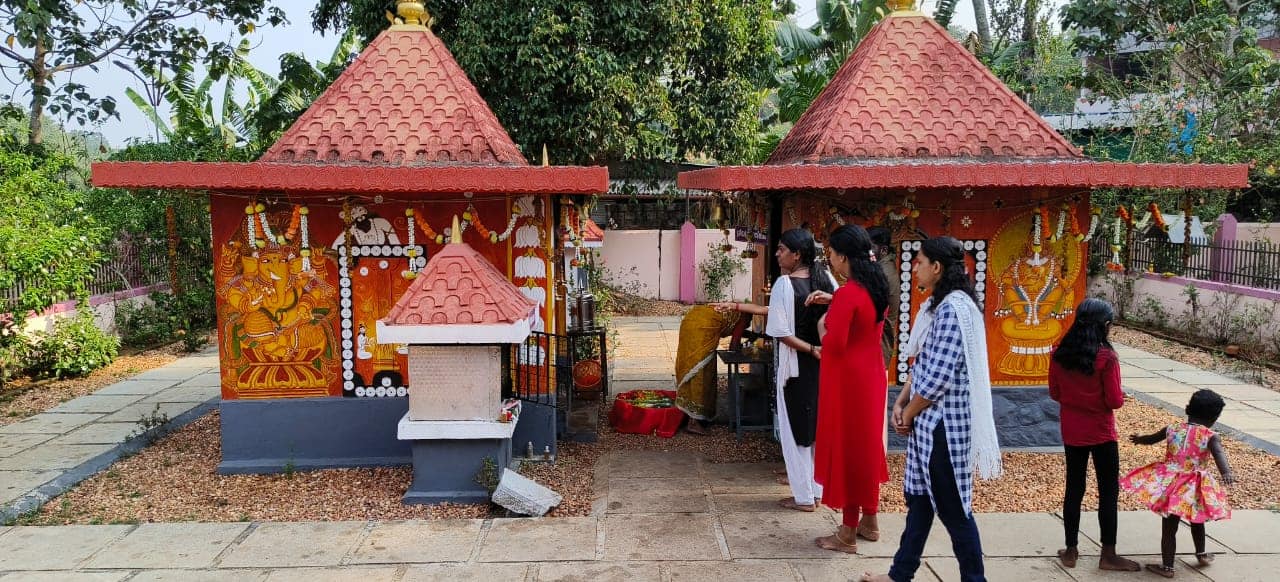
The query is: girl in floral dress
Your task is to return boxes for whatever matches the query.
[1121,389,1235,578]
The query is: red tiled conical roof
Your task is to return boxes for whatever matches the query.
[768,14,1081,164]
[261,26,528,166]
[383,242,537,326]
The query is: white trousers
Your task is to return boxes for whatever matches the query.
[776,382,821,505]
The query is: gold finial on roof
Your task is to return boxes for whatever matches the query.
[541,144,549,167]
[393,1,429,28]
[450,215,462,244]
[886,0,917,12]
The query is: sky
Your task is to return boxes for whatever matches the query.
[2,1,1066,147]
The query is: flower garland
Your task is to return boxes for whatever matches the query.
[1031,205,1050,254]
[1107,205,1133,272]
[299,206,311,271]
[1148,201,1168,232]
[1084,206,1101,242]
[1052,205,1067,242]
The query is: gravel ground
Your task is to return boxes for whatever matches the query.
[1111,325,1279,390]
[605,291,691,317]
[0,333,213,426]
[22,392,1277,525]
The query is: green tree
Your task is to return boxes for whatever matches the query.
[251,29,362,147]
[0,0,285,146]
[1062,0,1280,220]
[771,0,889,125]
[310,0,776,165]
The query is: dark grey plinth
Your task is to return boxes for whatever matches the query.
[511,400,557,459]
[402,437,513,504]
[218,397,412,474]
[887,386,1062,450]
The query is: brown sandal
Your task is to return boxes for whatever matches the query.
[816,530,858,554]
[778,497,816,512]
[856,525,880,542]
[1057,547,1078,568]
[1195,552,1214,567]
[1145,563,1176,578]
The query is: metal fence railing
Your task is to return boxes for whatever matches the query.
[1,238,196,313]
[1094,233,1280,291]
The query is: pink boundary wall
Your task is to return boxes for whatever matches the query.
[680,221,696,303]
[1089,272,1280,344]
[17,284,169,334]
[599,229,752,303]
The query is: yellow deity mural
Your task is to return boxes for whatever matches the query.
[218,238,339,398]
[989,207,1084,379]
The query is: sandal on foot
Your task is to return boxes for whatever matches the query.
[815,532,858,554]
[855,525,880,542]
[1057,548,1078,568]
[778,498,815,512]
[1145,563,1176,578]
[1195,552,1214,567]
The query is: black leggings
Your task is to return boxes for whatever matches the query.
[1063,441,1120,547]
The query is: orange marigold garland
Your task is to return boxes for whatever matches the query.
[1148,202,1168,232]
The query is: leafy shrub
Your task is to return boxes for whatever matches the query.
[114,293,180,348]
[0,325,33,387]
[698,241,747,302]
[28,310,118,378]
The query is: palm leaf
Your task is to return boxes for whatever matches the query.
[124,87,174,140]
[775,19,826,64]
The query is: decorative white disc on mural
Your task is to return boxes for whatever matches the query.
[900,282,911,292]
[358,267,368,276]
[964,240,974,250]
[342,370,354,380]
[396,386,407,397]
[342,360,353,370]
[976,251,987,260]
[344,381,354,390]
[416,257,426,267]
[900,272,910,282]
[898,362,909,372]
[341,329,353,340]
[901,241,912,250]
[381,376,392,387]
[375,386,386,397]
[378,260,388,270]
[341,319,352,330]
[976,272,986,281]
[899,332,910,343]
[976,263,986,272]
[975,282,986,292]
[900,293,910,303]
[342,339,353,350]
[393,246,404,256]
[899,353,909,362]
[901,252,912,261]
[382,245,392,256]
[975,241,986,250]
[342,349,353,359]
[911,241,921,251]
[899,322,910,332]
[340,287,351,298]
[350,247,362,257]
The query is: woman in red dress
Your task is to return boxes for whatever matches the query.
[809,224,892,553]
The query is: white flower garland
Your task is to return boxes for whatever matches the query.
[1084,209,1100,242]
[300,206,311,271]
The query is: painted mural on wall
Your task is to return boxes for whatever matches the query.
[212,194,551,400]
[778,190,1096,386]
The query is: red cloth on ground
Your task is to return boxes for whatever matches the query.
[1048,346,1124,446]
[814,283,890,511]
[609,390,684,438]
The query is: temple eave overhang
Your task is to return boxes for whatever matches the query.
[676,161,1250,192]
[91,161,609,195]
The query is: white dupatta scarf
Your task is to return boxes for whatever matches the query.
[903,291,1003,479]
[766,272,838,391]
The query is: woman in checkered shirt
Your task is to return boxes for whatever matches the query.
[863,237,1002,582]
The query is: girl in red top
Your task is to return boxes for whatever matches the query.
[1048,298,1139,572]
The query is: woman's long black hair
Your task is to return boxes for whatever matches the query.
[919,236,977,313]
[780,228,836,294]
[1052,298,1115,374]
[827,225,890,322]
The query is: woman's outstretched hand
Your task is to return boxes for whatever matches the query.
[805,290,832,306]
[710,302,736,313]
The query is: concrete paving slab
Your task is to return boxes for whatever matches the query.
[1157,370,1251,386]
[1218,411,1280,434]
[145,386,219,403]
[173,372,223,388]
[1215,385,1280,401]
[1239,400,1280,415]
[1180,554,1279,582]
[790,558,912,582]
[218,521,366,568]
[91,379,177,396]
[0,572,132,582]
[704,462,789,495]
[402,563,530,582]
[477,517,596,562]
[1203,510,1280,554]
[0,524,131,569]
[0,413,104,435]
[719,511,842,559]
[712,494,810,513]
[600,513,723,561]
[349,519,483,563]
[85,522,249,569]
[605,478,708,513]
[129,367,207,382]
[1061,554,1210,580]
[1123,377,1197,394]
[47,394,147,414]
[0,470,58,505]
[261,567,401,582]
[0,432,55,457]
[1126,358,1202,372]
[534,561,661,582]
[0,443,115,471]
[974,512,1098,558]
[928,557,1075,581]
[126,570,269,582]
[99,401,199,424]
[664,559,800,582]
[1118,365,1160,378]
[60,422,146,445]
[598,451,701,480]
[1076,512,1226,556]
[851,513,973,558]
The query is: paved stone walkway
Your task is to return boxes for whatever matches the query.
[1,317,1278,580]
[1113,344,1280,455]
[0,348,221,521]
